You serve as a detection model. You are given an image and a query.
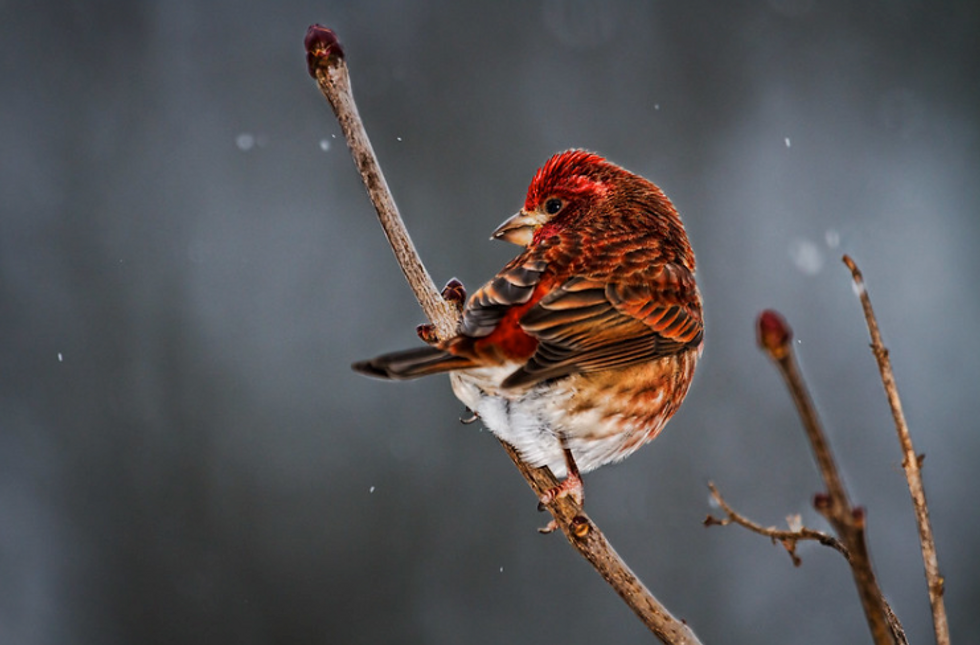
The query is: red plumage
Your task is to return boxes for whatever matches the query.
[353,150,703,508]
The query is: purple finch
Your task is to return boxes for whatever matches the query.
[354,150,703,507]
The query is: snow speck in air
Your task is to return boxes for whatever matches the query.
[236,133,256,151]
[396,136,403,142]
[784,137,792,148]
[789,238,824,275]
[57,352,63,362]
[825,228,840,249]
[654,103,660,111]
[369,486,376,494]
[499,566,504,573]
[319,138,331,152]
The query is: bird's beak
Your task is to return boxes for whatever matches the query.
[491,210,546,247]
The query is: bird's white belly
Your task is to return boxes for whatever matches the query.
[449,367,646,477]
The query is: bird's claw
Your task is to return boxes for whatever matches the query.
[538,471,585,510]
[537,476,583,534]
[459,409,479,424]
[537,447,584,532]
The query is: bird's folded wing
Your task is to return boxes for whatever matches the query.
[460,259,548,338]
[502,264,702,388]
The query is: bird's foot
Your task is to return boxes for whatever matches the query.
[537,470,584,510]
[536,473,584,534]
[536,446,583,533]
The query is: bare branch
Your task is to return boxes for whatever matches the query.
[305,24,702,645]
[843,255,950,645]
[756,310,904,645]
[304,26,457,341]
[705,482,848,566]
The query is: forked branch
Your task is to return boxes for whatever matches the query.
[707,309,906,645]
[758,309,904,644]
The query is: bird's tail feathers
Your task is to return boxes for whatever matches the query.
[352,346,475,380]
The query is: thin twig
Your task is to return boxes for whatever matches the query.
[304,26,457,342]
[705,481,849,566]
[305,25,702,645]
[757,310,904,645]
[843,255,950,645]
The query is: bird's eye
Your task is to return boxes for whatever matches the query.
[545,198,563,215]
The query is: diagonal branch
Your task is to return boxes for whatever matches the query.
[843,255,949,645]
[303,27,458,342]
[305,24,702,645]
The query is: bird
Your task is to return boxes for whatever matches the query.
[353,150,703,513]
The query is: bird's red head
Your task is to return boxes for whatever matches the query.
[491,150,693,272]
[523,150,614,213]
[493,150,619,246]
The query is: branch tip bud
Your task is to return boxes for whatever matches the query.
[757,309,792,359]
[305,24,345,77]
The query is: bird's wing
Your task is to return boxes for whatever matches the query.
[502,263,702,388]
[458,258,549,338]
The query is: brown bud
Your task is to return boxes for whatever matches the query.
[852,506,866,528]
[813,492,832,511]
[441,278,467,310]
[416,323,438,345]
[571,515,591,538]
[757,310,793,359]
[305,24,345,77]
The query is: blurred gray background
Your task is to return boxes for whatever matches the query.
[2,1,978,643]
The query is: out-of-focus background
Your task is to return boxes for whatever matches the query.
[2,1,977,643]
